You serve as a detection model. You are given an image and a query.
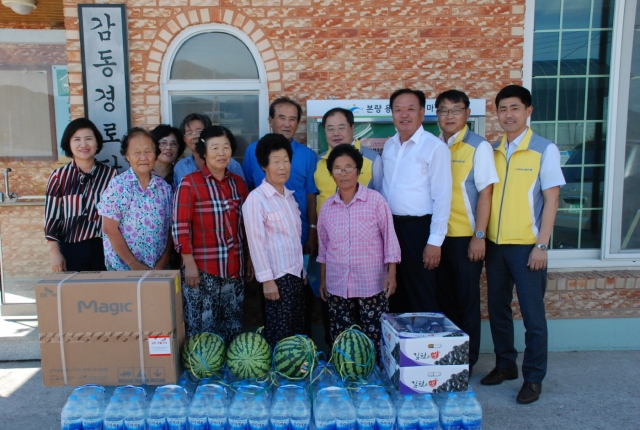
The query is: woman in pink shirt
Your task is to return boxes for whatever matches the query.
[243,133,305,347]
[317,144,401,353]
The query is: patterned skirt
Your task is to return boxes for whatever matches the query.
[182,270,244,345]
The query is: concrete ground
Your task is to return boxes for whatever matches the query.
[1,351,638,429]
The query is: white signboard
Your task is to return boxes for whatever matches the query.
[306,99,486,118]
[79,4,131,172]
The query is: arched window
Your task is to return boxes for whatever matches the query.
[161,25,269,163]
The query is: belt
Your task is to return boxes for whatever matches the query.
[392,214,431,222]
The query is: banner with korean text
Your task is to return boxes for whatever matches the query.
[79,4,131,172]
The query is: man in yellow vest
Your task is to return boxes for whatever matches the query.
[434,90,498,376]
[315,107,383,211]
[480,85,565,404]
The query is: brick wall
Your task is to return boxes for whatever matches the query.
[62,0,525,144]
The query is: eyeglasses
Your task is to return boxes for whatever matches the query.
[331,166,357,175]
[184,130,202,138]
[159,141,179,149]
[436,108,466,117]
[325,125,348,133]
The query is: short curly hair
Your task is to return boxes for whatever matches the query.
[195,126,238,159]
[326,143,363,174]
[256,133,293,168]
[150,124,186,159]
[60,118,104,158]
[119,127,160,157]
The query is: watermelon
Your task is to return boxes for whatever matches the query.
[331,326,375,381]
[182,332,226,379]
[226,332,272,380]
[273,335,317,379]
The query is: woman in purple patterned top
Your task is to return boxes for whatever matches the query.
[97,128,173,271]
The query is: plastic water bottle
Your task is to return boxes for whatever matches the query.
[269,394,290,430]
[375,394,396,430]
[102,397,125,430]
[81,394,104,430]
[396,395,419,430]
[178,371,198,397]
[124,396,146,430]
[290,395,311,430]
[355,395,376,430]
[248,395,270,430]
[61,395,83,430]
[207,393,228,430]
[228,394,249,430]
[187,392,208,430]
[314,397,336,430]
[334,395,356,430]
[166,393,188,430]
[439,393,462,430]
[146,394,167,430]
[460,392,482,430]
[416,395,439,430]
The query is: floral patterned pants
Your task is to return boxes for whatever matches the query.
[182,270,244,345]
[327,291,388,359]
[264,274,305,348]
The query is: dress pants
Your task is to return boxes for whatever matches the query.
[59,237,107,272]
[485,241,548,384]
[435,236,483,368]
[390,214,440,313]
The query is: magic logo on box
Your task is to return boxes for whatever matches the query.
[77,300,133,316]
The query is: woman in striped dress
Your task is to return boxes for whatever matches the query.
[45,118,117,272]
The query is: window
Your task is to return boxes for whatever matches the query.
[531,0,614,250]
[0,38,69,161]
[606,0,640,257]
[161,26,269,164]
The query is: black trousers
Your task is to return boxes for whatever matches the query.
[435,236,483,368]
[58,237,107,272]
[390,214,440,313]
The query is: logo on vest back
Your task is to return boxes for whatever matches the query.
[452,159,466,163]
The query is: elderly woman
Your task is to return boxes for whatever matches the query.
[97,128,173,271]
[317,144,401,350]
[151,124,185,187]
[243,133,306,347]
[173,126,250,342]
[45,118,117,272]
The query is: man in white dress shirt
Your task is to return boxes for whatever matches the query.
[381,88,452,312]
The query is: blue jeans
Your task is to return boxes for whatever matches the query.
[485,241,548,384]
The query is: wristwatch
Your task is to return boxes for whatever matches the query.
[535,243,548,251]
[309,224,317,229]
[474,230,485,239]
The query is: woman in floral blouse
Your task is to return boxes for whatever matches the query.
[97,128,173,270]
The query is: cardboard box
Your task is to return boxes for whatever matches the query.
[381,312,469,366]
[36,271,185,387]
[381,345,468,394]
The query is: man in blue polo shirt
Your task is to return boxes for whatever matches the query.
[243,97,319,253]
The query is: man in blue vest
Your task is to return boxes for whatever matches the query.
[481,85,565,404]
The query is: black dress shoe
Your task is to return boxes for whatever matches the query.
[480,367,518,385]
[517,381,542,404]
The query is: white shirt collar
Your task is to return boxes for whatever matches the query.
[439,128,465,148]
[394,126,425,146]
[508,127,529,147]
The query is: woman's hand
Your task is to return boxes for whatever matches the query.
[49,242,66,272]
[319,282,328,302]
[384,263,398,299]
[182,254,200,288]
[263,280,280,301]
[129,261,152,271]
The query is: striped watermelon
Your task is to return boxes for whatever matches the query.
[331,326,375,381]
[273,335,317,379]
[226,332,272,380]
[182,332,226,379]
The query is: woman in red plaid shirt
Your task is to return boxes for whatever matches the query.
[172,126,252,343]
